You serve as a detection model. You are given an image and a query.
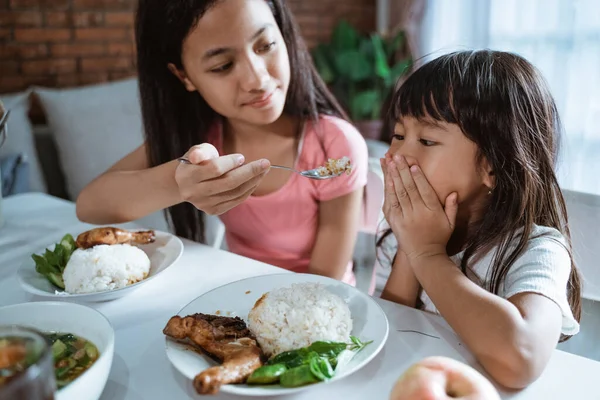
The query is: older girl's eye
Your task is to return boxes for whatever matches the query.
[258,41,276,53]
[420,139,436,146]
[210,62,233,73]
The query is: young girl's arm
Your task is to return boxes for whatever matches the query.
[386,156,564,389]
[76,143,269,224]
[412,255,562,389]
[309,188,363,279]
[381,251,420,307]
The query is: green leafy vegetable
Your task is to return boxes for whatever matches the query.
[252,336,372,388]
[349,335,373,351]
[31,234,77,290]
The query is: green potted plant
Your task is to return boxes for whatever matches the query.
[311,20,412,141]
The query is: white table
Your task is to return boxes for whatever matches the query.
[1,193,599,400]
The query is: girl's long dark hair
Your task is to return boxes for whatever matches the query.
[135,0,346,243]
[377,50,581,339]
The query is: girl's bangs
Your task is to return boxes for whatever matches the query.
[392,65,459,125]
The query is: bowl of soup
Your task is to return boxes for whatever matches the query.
[0,301,114,400]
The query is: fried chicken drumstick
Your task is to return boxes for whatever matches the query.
[163,313,263,395]
[76,227,155,249]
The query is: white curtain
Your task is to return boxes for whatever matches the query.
[417,0,600,196]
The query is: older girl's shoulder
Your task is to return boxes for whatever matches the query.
[308,115,366,146]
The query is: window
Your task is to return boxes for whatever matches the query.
[419,0,600,195]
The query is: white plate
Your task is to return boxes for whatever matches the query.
[165,273,389,397]
[17,230,183,302]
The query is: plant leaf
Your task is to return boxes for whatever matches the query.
[385,30,405,58]
[332,20,359,51]
[387,59,412,87]
[351,90,380,121]
[334,50,371,81]
[371,34,391,80]
[311,44,335,84]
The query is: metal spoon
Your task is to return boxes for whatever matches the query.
[176,157,343,180]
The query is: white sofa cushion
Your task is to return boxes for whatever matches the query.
[33,79,172,232]
[32,78,227,240]
[0,90,47,193]
[34,78,144,201]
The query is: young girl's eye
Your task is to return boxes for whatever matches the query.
[391,134,404,142]
[258,41,276,53]
[420,139,436,146]
[210,62,233,73]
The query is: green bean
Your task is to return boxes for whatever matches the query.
[309,357,334,380]
[247,364,288,384]
[279,365,320,388]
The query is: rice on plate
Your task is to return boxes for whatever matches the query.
[248,282,352,357]
[63,244,150,294]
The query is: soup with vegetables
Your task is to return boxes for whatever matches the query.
[45,333,99,389]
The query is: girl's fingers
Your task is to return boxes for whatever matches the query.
[382,159,400,214]
[394,155,423,206]
[380,157,388,175]
[389,159,411,212]
[409,165,442,209]
[444,192,459,230]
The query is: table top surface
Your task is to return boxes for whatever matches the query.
[1,192,598,400]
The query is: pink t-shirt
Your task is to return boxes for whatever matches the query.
[209,115,369,285]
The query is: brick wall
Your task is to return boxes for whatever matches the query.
[0,0,375,95]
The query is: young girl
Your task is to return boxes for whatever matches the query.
[75,0,368,284]
[377,50,582,389]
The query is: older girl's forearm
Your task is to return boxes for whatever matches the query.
[381,252,420,307]
[76,161,182,224]
[411,255,535,387]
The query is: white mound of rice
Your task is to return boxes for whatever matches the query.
[63,244,151,294]
[247,282,352,357]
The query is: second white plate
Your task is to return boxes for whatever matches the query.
[164,272,389,397]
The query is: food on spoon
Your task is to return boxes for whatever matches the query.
[62,243,150,294]
[389,356,500,400]
[45,332,100,389]
[316,156,352,177]
[247,282,352,357]
[76,227,155,249]
[163,313,262,395]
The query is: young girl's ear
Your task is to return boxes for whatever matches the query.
[167,63,197,92]
[480,157,495,191]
